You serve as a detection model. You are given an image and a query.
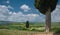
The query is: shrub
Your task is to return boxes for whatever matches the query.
[26,21,29,28]
[0,26,9,29]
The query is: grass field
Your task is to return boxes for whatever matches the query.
[0,29,56,35]
[0,22,60,35]
[0,22,60,32]
[0,29,34,35]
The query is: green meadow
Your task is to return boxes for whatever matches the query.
[0,21,60,32]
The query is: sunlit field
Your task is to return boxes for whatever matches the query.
[0,21,60,35]
[0,21,60,32]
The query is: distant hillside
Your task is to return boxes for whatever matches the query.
[0,21,60,24]
[0,21,12,24]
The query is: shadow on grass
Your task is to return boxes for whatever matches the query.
[53,30,60,35]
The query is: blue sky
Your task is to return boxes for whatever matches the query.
[0,0,60,22]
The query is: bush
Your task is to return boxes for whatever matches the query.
[55,28,60,33]
[0,26,9,29]
[51,27,60,32]
[55,30,60,33]
[26,21,29,28]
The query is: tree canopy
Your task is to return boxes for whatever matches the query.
[35,0,58,14]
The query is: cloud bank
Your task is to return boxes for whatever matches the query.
[0,4,60,22]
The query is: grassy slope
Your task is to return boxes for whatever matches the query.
[0,29,27,35]
[0,22,60,32]
[0,22,60,35]
[0,29,40,35]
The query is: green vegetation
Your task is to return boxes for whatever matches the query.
[34,0,58,32]
[0,22,60,32]
[26,21,29,28]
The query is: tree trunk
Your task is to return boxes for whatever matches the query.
[45,8,51,32]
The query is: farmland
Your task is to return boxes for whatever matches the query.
[0,21,60,32]
[0,21,60,35]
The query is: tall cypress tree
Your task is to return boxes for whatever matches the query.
[34,0,58,32]
[26,21,29,28]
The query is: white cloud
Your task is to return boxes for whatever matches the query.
[0,5,9,21]
[51,5,60,22]
[8,5,14,9]
[8,12,43,22]
[6,0,10,4]
[13,12,17,15]
[0,5,45,22]
[20,4,31,12]
[0,4,60,22]
[9,12,12,14]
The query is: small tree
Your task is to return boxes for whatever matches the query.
[26,21,29,28]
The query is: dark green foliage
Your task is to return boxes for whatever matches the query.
[0,26,9,29]
[55,30,60,33]
[51,27,60,33]
[34,0,58,14]
[34,0,58,32]
[26,21,29,28]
